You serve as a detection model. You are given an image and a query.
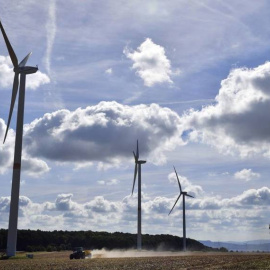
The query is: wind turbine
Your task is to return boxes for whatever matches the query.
[132,140,146,250]
[0,21,38,257]
[169,166,194,252]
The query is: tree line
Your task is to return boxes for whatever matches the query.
[0,229,226,252]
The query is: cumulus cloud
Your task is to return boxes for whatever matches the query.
[234,168,260,181]
[27,71,51,89]
[0,55,50,90]
[0,197,10,212]
[124,38,178,87]
[0,119,14,174]
[0,56,13,88]
[22,156,50,177]
[183,62,270,158]
[85,196,120,213]
[24,101,185,166]
[54,193,77,211]
[0,118,50,176]
[144,196,172,214]
[97,179,119,185]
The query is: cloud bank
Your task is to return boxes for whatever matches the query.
[1,186,269,238]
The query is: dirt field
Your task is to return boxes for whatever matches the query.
[1,251,270,270]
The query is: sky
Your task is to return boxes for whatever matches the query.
[1,0,270,242]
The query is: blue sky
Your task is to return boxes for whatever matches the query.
[1,0,270,242]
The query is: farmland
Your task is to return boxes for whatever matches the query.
[1,251,270,269]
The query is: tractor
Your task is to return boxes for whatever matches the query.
[69,247,86,259]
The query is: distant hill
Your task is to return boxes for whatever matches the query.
[200,240,270,252]
[0,229,221,252]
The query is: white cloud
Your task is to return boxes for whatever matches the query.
[73,162,93,171]
[124,38,177,87]
[0,119,14,174]
[190,187,270,210]
[0,55,13,88]
[183,62,270,158]
[84,196,120,213]
[27,71,50,89]
[0,197,10,212]
[97,180,105,185]
[144,196,172,214]
[0,55,50,90]
[55,193,78,211]
[105,68,112,74]
[234,169,260,181]
[0,118,50,176]
[98,179,119,186]
[24,101,185,166]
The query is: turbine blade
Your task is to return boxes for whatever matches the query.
[0,21,18,67]
[136,139,139,159]
[168,194,181,215]
[133,151,137,162]
[18,52,32,67]
[132,163,138,195]
[186,194,194,198]
[3,72,19,143]
[173,166,182,193]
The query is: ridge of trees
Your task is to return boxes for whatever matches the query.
[0,229,226,252]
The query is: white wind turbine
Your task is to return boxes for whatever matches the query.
[169,166,194,252]
[132,140,146,250]
[0,21,38,257]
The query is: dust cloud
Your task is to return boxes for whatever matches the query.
[92,249,193,258]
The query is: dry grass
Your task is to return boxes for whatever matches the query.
[1,251,270,269]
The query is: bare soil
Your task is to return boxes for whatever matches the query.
[1,251,270,269]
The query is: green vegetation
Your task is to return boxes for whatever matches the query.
[0,229,221,252]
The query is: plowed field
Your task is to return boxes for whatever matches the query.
[1,251,270,269]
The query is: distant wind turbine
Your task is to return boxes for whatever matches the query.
[132,140,146,250]
[169,166,194,252]
[0,21,38,257]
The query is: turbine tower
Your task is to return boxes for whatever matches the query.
[132,140,146,250]
[0,21,38,257]
[169,166,194,252]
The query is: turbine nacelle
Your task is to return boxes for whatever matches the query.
[14,66,38,74]
[138,160,146,164]
[132,140,146,195]
[182,191,194,198]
